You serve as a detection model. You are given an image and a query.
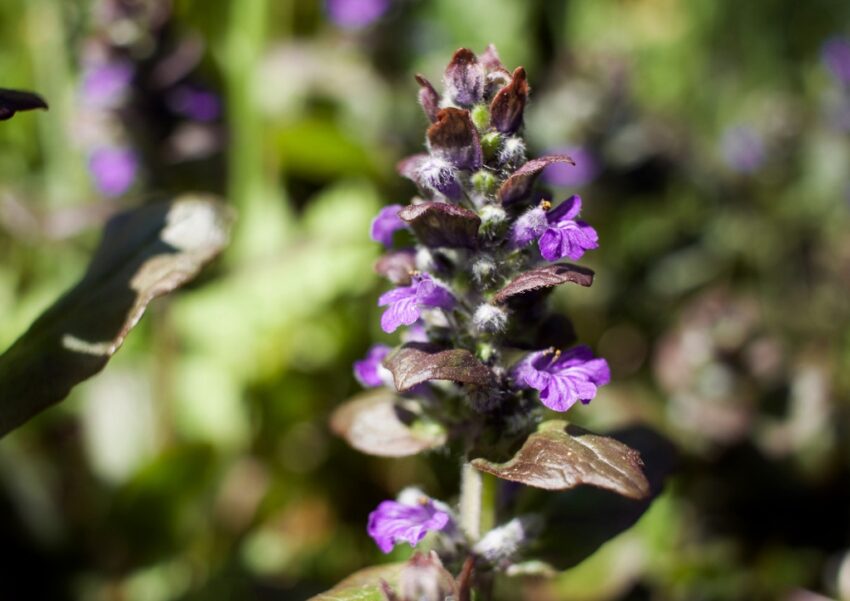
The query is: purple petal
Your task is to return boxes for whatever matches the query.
[367,499,450,553]
[370,204,406,247]
[541,147,599,188]
[88,147,138,197]
[379,284,420,333]
[81,60,134,108]
[166,85,221,122]
[822,37,850,86]
[511,206,548,248]
[443,48,484,107]
[546,195,582,223]
[538,220,598,262]
[353,344,392,387]
[414,275,455,310]
[513,346,610,412]
[325,0,389,29]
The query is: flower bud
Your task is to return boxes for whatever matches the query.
[470,103,490,130]
[417,155,462,198]
[473,516,541,566]
[498,136,526,166]
[471,255,498,284]
[490,67,529,134]
[470,169,497,194]
[480,130,502,161]
[414,74,440,123]
[397,552,459,601]
[474,303,508,333]
[443,48,484,107]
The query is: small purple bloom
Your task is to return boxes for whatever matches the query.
[89,147,138,197]
[538,195,599,261]
[353,344,391,387]
[326,0,389,29]
[541,146,599,188]
[81,60,134,109]
[822,37,850,86]
[378,274,454,333]
[167,85,221,122]
[513,345,611,412]
[371,204,406,247]
[367,498,450,553]
[511,206,548,247]
[721,126,765,174]
[402,322,430,344]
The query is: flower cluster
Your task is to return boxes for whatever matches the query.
[339,45,616,580]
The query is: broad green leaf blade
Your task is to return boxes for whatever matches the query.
[383,343,494,393]
[330,390,446,457]
[309,563,405,601]
[0,194,233,437]
[472,420,650,499]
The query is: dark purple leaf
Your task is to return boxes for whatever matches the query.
[414,74,440,123]
[426,108,482,170]
[399,202,480,248]
[374,250,417,285]
[443,48,484,107]
[0,195,233,437]
[472,420,650,499]
[330,389,446,457]
[493,263,594,304]
[515,425,676,571]
[383,343,494,392]
[0,88,48,121]
[489,67,528,134]
[498,155,575,205]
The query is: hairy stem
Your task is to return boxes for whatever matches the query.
[459,461,483,541]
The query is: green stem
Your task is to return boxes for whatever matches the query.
[459,462,497,541]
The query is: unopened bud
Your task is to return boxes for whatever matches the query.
[474,303,508,333]
[398,552,458,601]
[498,136,526,166]
[473,516,541,566]
[480,131,502,161]
[471,169,497,194]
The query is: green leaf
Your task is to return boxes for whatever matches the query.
[330,389,446,457]
[309,563,405,601]
[0,195,233,436]
[472,420,650,499]
[383,343,494,393]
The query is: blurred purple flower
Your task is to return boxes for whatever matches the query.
[367,498,450,553]
[379,273,454,333]
[89,147,138,197]
[353,344,391,388]
[513,345,610,412]
[81,60,134,109]
[326,0,389,29]
[370,204,406,247]
[721,126,765,174]
[538,195,599,261]
[166,85,222,122]
[541,146,599,188]
[822,37,850,86]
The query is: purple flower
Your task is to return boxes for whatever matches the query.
[538,195,599,261]
[378,274,454,333]
[401,322,430,344]
[370,204,406,247]
[822,37,850,86]
[511,205,548,248]
[353,344,391,387]
[367,498,450,553]
[326,0,389,29]
[513,345,611,412]
[81,60,134,109]
[721,126,765,174]
[89,147,138,197]
[541,146,599,188]
[167,85,221,122]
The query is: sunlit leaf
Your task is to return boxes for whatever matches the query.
[383,343,494,392]
[493,263,594,304]
[330,389,446,457]
[309,562,405,601]
[514,426,676,571]
[472,420,650,499]
[0,195,233,437]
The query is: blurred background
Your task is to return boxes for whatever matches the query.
[1,0,850,599]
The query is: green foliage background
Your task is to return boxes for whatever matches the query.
[1,0,850,599]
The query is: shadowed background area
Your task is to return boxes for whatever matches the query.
[1,0,850,599]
